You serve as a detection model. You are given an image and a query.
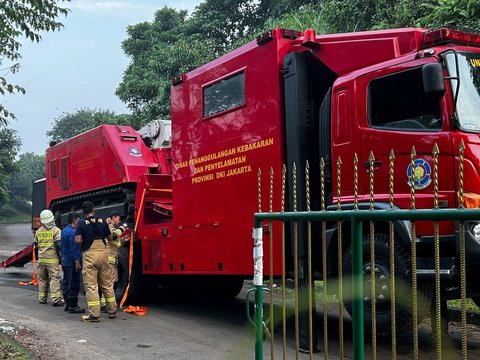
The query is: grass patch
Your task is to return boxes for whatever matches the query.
[448,298,480,312]
[0,202,31,223]
[0,333,38,360]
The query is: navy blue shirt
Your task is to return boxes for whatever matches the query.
[76,216,111,252]
[61,224,81,266]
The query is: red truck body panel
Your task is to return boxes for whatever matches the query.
[42,27,480,282]
[45,125,158,205]
[148,33,290,275]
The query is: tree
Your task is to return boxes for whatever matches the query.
[312,0,433,33]
[0,128,21,207]
[8,152,45,205]
[0,0,69,126]
[47,108,138,143]
[186,0,265,53]
[420,0,480,29]
[262,3,328,34]
[116,7,218,123]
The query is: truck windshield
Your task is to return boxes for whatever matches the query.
[445,51,480,132]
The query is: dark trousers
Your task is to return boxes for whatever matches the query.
[62,266,81,305]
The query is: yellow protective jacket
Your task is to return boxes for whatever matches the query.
[108,223,127,248]
[35,225,61,265]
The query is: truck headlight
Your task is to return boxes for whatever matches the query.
[463,192,480,208]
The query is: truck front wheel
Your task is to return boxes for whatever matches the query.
[342,233,433,336]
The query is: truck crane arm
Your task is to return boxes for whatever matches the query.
[137,120,172,150]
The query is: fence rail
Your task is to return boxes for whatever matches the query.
[249,142,480,360]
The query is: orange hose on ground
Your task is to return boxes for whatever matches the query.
[123,305,148,316]
[18,244,38,286]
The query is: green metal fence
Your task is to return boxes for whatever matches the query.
[248,143,480,360]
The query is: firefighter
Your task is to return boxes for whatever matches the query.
[34,209,64,306]
[100,211,128,312]
[61,213,85,314]
[75,201,116,322]
[106,211,128,284]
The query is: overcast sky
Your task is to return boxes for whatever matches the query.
[4,0,202,155]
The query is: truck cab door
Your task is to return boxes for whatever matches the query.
[355,60,455,220]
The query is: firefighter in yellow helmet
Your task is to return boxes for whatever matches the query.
[34,209,64,306]
[75,201,116,322]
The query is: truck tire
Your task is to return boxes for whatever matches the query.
[185,276,244,300]
[207,277,244,299]
[222,277,245,299]
[342,233,432,336]
[116,244,142,303]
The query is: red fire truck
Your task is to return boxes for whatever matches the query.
[25,27,480,335]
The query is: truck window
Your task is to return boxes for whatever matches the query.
[49,159,57,178]
[203,71,244,117]
[368,67,441,131]
[60,156,70,190]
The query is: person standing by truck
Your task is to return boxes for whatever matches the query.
[106,211,128,285]
[75,201,116,322]
[61,213,85,314]
[99,211,128,311]
[34,209,64,306]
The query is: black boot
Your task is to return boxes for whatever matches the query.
[68,299,85,314]
[64,299,71,312]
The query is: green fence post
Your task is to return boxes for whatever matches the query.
[253,222,264,360]
[352,218,364,360]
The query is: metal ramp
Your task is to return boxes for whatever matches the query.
[0,244,33,269]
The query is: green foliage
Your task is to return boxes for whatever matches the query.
[256,0,317,19]
[187,0,265,53]
[0,202,31,223]
[312,0,435,33]
[46,108,138,143]
[0,333,37,360]
[0,0,69,126]
[8,152,45,205]
[0,128,21,207]
[116,7,218,123]
[265,1,480,35]
[420,0,480,30]
[262,3,328,34]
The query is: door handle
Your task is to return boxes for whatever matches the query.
[364,160,382,172]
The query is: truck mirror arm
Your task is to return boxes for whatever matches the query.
[440,49,461,128]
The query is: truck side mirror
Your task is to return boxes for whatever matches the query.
[423,63,446,97]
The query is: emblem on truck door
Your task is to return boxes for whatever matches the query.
[407,158,432,190]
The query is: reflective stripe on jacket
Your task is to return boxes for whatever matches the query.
[35,225,61,265]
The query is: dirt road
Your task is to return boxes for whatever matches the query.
[0,224,258,359]
[1,223,480,359]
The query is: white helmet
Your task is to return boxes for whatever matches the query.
[40,209,55,226]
